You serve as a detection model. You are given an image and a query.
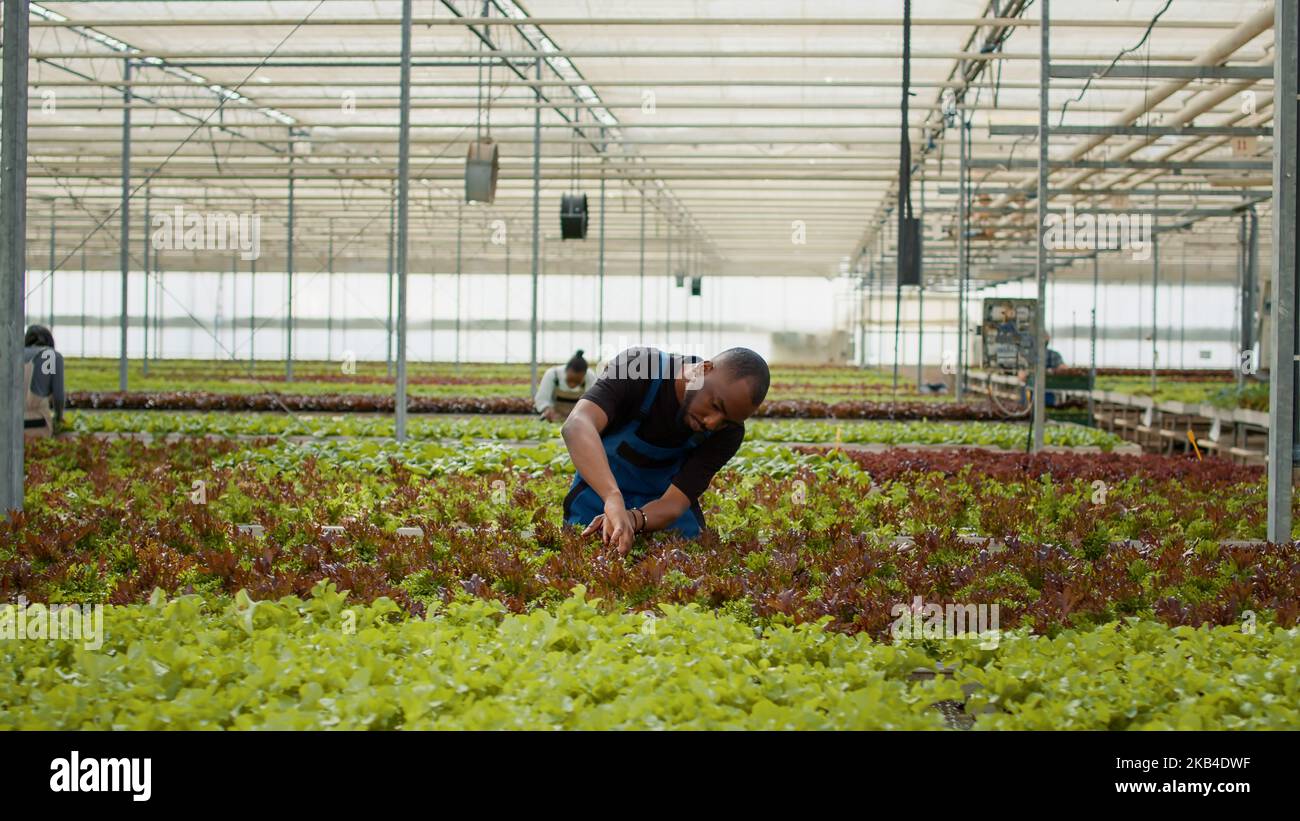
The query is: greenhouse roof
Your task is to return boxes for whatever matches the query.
[24,0,1280,287]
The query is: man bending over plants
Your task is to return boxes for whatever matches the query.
[561,346,769,554]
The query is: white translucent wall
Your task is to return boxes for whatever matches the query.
[31,270,834,366]
[33,265,1250,371]
[842,278,1252,371]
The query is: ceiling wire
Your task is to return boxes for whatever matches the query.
[1057,0,1175,128]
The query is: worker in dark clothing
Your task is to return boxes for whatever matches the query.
[22,324,65,439]
[1016,333,1066,406]
[1043,334,1065,373]
[561,346,770,553]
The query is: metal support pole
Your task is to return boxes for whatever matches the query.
[878,231,889,366]
[455,203,463,370]
[688,240,696,345]
[326,217,334,362]
[47,200,55,329]
[229,250,236,358]
[503,233,511,363]
[693,244,700,345]
[864,261,873,368]
[1237,213,1247,388]
[1,0,30,515]
[1089,253,1098,425]
[665,211,673,345]
[142,187,149,376]
[119,58,132,392]
[248,199,256,367]
[867,245,874,367]
[956,116,968,399]
[689,241,697,343]
[1267,0,1298,542]
[1242,207,1259,384]
[1150,188,1159,394]
[395,0,413,440]
[868,240,878,366]
[598,150,606,353]
[1180,241,1187,368]
[849,276,858,366]
[916,284,924,385]
[892,273,902,397]
[529,56,542,396]
[286,130,295,382]
[215,262,224,357]
[896,0,910,395]
[156,252,163,365]
[638,188,646,341]
[81,248,87,355]
[858,275,867,369]
[386,183,395,377]
[874,252,881,367]
[916,170,925,387]
[152,248,159,361]
[1031,0,1050,451]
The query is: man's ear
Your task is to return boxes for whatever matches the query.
[686,359,711,390]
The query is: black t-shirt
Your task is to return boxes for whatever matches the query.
[580,347,744,504]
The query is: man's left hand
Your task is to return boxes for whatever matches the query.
[582,508,636,555]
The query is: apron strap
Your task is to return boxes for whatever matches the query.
[637,349,671,420]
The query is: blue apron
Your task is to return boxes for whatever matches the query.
[564,351,710,538]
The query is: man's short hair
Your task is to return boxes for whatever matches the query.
[713,347,770,406]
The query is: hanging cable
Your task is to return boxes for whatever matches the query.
[1057,0,1174,127]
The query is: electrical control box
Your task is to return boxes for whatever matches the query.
[981,298,1038,373]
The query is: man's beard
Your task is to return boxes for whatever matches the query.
[675,388,701,432]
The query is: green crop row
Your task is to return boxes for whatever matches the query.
[69,374,531,399]
[66,410,1122,450]
[944,617,1299,730]
[62,358,932,403]
[67,359,1269,410]
[1095,376,1267,410]
[2,583,1294,730]
[206,438,849,480]
[65,358,896,384]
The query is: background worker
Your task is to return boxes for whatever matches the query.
[22,324,65,439]
[1043,334,1065,374]
[535,350,596,422]
[1016,333,1066,407]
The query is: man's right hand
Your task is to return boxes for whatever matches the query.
[564,399,634,554]
[581,492,636,554]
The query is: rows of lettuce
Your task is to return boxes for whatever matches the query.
[66,411,1123,450]
[1094,375,1268,411]
[66,358,932,404]
[3,584,1294,730]
[7,434,1292,639]
[66,358,1264,410]
[73,392,1083,421]
[70,358,909,385]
